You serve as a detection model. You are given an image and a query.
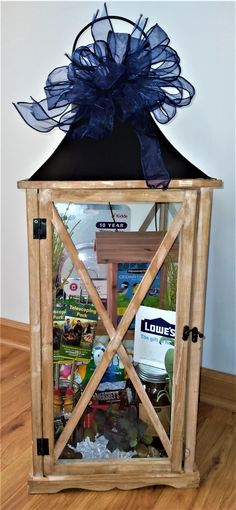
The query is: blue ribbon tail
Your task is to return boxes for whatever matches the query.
[135,130,170,189]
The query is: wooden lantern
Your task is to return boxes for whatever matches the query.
[18,177,222,493]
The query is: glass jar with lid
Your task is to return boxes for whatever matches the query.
[137,364,171,437]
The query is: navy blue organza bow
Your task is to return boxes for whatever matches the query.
[14,4,195,188]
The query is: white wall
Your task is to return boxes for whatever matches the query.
[1,1,235,374]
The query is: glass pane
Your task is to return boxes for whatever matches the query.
[52,202,179,461]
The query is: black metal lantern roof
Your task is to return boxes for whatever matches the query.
[29,117,209,181]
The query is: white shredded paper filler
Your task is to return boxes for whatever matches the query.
[71,435,136,459]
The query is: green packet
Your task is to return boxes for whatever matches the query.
[53,342,92,363]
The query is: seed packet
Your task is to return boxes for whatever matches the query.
[53,298,97,362]
[117,263,161,328]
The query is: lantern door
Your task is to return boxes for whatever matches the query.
[28,186,198,486]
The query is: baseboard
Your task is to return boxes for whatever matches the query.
[200,367,236,412]
[1,318,236,411]
[0,318,30,351]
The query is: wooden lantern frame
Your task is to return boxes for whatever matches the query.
[18,178,222,493]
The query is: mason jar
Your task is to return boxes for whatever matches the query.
[137,364,171,437]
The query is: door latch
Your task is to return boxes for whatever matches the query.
[182,325,204,343]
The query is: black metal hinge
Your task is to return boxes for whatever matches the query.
[33,218,47,239]
[37,438,49,456]
[182,325,204,343]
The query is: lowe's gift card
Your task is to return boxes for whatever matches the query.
[134,306,175,369]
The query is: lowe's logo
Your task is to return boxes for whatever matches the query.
[141,317,175,338]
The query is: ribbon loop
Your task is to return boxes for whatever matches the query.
[13,3,195,188]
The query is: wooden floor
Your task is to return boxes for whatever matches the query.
[1,342,236,510]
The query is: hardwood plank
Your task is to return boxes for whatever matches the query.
[152,486,198,510]
[1,448,32,509]
[107,262,118,326]
[95,487,163,510]
[38,189,54,475]
[53,458,171,476]
[170,191,197,471]
[96,231,178,263]
[22,491,97,510]
[27,471,199,493]
[191,406,236,510]
[1,408,31,470]
[0,345,29,383]
[184,189,213,472]
[26,188,44,476]
[1,381,30,429]
[17,179,223,190]
[51,189,185,203]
